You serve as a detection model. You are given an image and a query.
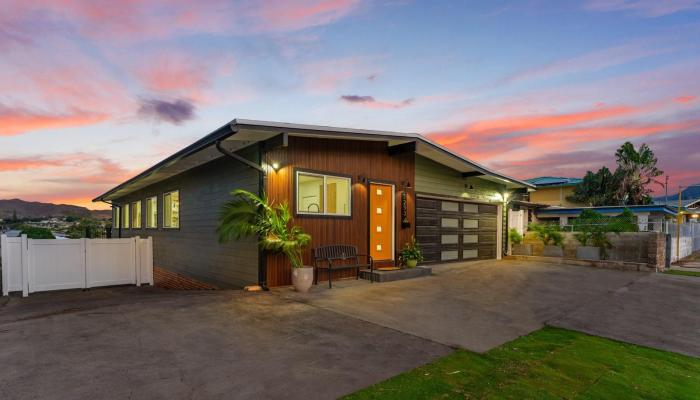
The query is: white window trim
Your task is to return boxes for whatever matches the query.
[163,190,180,229]
[131,201,142,229]
[146,196,158,229]
[295,170,352,217]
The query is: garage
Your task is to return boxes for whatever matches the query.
[415,195,498,263]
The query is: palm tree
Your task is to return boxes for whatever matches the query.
[614,142,664,205]
[218,189,311,269]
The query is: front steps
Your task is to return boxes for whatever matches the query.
[359,266,432,282]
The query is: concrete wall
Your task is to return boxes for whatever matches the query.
[111,146,260,288]
[522,231,666,268]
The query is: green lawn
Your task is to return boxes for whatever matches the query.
[344,327,700,400]
[665,269,700,277]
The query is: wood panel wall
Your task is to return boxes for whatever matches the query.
[263,136,415,286]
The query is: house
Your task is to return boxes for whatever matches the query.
[94,119,533,288]
[525,177,584,207]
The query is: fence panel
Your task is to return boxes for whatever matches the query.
[86,238,136,288]
[137,237,154,286]
[668,222,700,262]
[29,239,86,293]
[1,236,24,295]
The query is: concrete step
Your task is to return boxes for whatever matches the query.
[360,266,432,282]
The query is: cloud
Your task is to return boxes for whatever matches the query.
[301,56,382,93]
[584,0,700,17]
[675,95,697,103]
[340,95,414,109]
[0,105,108,136]
[249,0,361,32]
[505,40,676,85]
[138,98,196,125]
[0,157,66,171]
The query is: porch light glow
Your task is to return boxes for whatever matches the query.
[271,162,280,171]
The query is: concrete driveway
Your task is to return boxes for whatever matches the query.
[278,259,700,356]
[1,260,698,400]
[0,288,449,400]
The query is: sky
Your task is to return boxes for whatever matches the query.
[1,0,699,210]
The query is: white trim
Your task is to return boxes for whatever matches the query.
[295,170,352,217]
[369,182,396,262]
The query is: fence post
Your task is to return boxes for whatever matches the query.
[83,238,90,289]
[1,235,8,296]
[134,237,141,286]
[21,234,28,297]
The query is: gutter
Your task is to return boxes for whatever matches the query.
[216,123,269,291]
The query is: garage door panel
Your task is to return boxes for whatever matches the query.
[416,195,498,263]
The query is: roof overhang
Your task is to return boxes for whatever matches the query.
[94,119,534,203]
[535,205,677,217]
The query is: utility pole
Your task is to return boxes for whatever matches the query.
[665,175,669,205]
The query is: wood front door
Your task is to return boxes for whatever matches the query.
[369,182,395,263]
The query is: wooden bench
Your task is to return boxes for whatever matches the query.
[313,245,374,288]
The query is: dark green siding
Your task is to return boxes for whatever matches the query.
[112,146,260,288]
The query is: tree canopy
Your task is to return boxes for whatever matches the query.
[567,142,663,206]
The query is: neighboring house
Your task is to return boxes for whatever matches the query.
[534,205,677,232]
[94,119,533,288]
[525,177,584,207]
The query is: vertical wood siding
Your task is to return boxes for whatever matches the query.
[264,136,415,286]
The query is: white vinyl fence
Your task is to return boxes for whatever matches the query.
[668,222,700,263]
[1,235,153,297]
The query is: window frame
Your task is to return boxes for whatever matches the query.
[294,169,352,218]
[131,200,142,229]
[162,190,180,229]
[113,207,121,229]
[122,203,130,229]
[145,196,158,229]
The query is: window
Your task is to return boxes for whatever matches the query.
[113,207,120,229]
[131,201,142,229]
[296,171,351,216]
[146,197,157,228]
[123,203,130,229]
[163,190,180,228]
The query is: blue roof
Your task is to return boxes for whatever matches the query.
[525,176,582,187]
[536,205,677,216]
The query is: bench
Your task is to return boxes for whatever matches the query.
[313,245,374,288]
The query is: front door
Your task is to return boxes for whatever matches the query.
[369,182,395,264]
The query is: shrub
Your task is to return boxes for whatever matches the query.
[528,223,563,247]
[509,228,523,245]
[19,226,55,239]
[399,236,424,264]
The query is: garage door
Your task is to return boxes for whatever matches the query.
[416,195,498,263]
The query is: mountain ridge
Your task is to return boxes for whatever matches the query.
[0,199,111,219]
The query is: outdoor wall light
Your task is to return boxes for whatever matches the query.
[271,162,281,171]
[358,174,367,183]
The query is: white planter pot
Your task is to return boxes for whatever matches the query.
[292,266,314,293]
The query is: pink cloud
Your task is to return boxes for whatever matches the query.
[302,56,381,93]
[250,0,361,32]
[0,106,108,136]
[675,95,697,103]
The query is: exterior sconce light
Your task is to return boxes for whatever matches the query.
[271,162,281,171]
[358,174,367,183]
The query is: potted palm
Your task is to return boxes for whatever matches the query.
[528,223,564,257]
[399,236,423,268]
[509,228,532,256]
[218,189,313,292]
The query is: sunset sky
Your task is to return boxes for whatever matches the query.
[1,0,699,209]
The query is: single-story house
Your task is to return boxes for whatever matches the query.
[94,119,533,288]
[534,205,678,232]
[524,176,584,207]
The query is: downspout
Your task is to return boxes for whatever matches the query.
[215,127,269,291]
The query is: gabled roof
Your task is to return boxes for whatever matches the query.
[93,119,534,203]
[525,176,582,187]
